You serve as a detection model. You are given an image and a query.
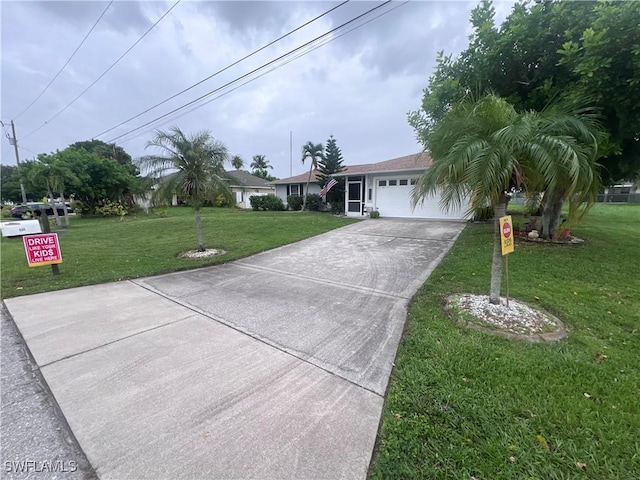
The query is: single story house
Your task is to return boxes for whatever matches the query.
[271,152,469,219]
[225,170,275,209]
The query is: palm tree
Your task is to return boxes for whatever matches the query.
[301,141,324,211]
[231,155,244,170]
[412,94,600,304]
[250,154,272,179]
[140,127,229,252]
[531,104,603,239]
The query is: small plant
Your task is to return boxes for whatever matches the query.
[369,209,380,219]
[154,205,169,217]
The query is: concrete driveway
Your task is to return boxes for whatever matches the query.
[4,218,464,480]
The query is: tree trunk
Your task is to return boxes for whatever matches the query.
[490,198,509,305]
[540,190,563,239]
[47,183,62,227]
[59,190,70,227]
[301,165,313,212]
[194,207,205,252]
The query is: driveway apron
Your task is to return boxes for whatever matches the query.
[4,219,464,479]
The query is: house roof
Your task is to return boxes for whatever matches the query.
[270,170,322,185]
[270,152,432,185]
[225,170,273,188]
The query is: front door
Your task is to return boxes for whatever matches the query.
[346,176,363,216]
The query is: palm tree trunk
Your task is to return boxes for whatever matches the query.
[490,197,509,305]
[301,165,313,212]
[59,190,70,227]
[540,190,563,239]
[194,207,205,252]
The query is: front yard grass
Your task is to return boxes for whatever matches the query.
[370,203,639,479]
[0,207,356,299]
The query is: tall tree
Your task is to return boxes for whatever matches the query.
[300,141,324,212]
[0,165,33,203]
[317,135,346,206]
[412,94,601,304]
[70,139,139,176]
[231,155,244,170]
[140,127,229,252]
[35,152,78,227]
[250,154,274,180]
[409,0,638,185]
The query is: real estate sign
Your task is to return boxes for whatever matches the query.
[23,233,63,267]
[499,215,515,256]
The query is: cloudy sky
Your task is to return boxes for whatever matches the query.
[1,0,516,179]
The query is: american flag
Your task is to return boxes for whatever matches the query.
[320,177,338,197]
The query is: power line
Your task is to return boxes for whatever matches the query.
[18,145,38,156]
[22,0,182,140]
[115,1,410,145]
[94,0,351,140]
[13,1,113,121]
[107,1,394,144]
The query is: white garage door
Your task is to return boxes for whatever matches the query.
[374,176,466,219]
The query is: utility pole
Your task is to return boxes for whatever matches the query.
[8,120,28,204]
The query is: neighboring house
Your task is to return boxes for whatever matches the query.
[271,152,470,219]
[597,184,640,203]
[271,171,323,206]
[225,170,275,209]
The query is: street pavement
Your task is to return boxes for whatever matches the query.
[3,218,464,479]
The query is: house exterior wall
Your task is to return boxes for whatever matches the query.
[232,187,274,209]
[274,183,322,208]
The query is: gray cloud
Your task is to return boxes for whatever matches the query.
[31,0,150,35]
[1,0,518,181]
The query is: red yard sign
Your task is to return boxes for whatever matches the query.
[23,233,63,267]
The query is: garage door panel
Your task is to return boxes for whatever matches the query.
[374,177,467,219]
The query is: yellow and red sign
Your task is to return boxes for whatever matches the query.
[23,233,63,267]
[499,215,515,256]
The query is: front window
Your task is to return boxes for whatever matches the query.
[290,184,300,196]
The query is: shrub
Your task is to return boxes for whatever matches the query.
[472,206,493,222]
[214,194,232,207]
[250,195,284,211]
[305,194,322,211]
[95,200,128,217]
[287,195,304,211]
[369,210,380,219]
[330,201,345,215]
[71,200,89,214]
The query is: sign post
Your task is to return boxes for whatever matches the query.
[499,215,515,307]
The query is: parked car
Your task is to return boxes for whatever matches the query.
[10,202,74,219]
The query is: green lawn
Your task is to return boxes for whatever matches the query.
[370,203,640,479]
[0,207,356,299]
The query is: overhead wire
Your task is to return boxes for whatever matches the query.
[93,0,351,140]
[12,1,114,121]
[114,1,410,144]
[106,0,396,144]
[22,0,182,140]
